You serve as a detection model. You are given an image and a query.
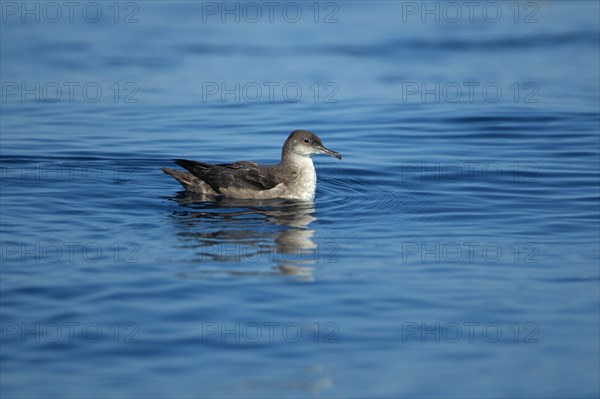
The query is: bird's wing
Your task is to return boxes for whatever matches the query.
[174,159,214,172]
[174,159,279,193]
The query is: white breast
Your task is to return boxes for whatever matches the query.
[283,155,317,201]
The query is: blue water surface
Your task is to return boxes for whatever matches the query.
[1,1,599,398]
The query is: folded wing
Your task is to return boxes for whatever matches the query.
[174,159,279,194]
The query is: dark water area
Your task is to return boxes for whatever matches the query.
[1,1,599,398]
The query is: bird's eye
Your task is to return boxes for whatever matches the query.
[303,138,310,143]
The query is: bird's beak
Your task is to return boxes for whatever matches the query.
[317,145,342,160]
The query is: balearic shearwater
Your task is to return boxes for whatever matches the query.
[162,130,342,201]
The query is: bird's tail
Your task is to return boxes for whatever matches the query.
[162,167,195,187]
[174,159,212,172]
[162,159,217,195]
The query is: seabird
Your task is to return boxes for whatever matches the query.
[162,130,342,201]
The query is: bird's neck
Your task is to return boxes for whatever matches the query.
[279,153,317,200]
[280,152,315,174]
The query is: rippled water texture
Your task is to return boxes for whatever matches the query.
[1,1,599,398]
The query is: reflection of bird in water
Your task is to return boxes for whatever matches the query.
[170,194,322,281]
[163,130,341,201]
[243,364,332,394]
